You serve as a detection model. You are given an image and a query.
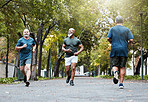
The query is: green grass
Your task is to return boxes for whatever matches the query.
[98,75,148,80]
[37,76,62,80]
[1,75,148,84]
[0,77,62,84]
[0,77,17,84]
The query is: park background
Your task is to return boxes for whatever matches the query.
[0,0,147,80]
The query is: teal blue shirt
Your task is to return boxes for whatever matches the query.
[16,37,35,60]
[63,37,82,57]
[107,25,134,57]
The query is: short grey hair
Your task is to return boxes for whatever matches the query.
[115,16,123,23]
[23,29,30,32]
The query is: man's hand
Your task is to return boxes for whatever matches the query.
[74,52,79,56]
[128,39,133,44]
[15,43,27,50]
[66,48,72,53]
[33,49,36,53]
[23,44,27,48]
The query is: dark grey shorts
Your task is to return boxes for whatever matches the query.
[20,58,31,66]
[111,56,127,68]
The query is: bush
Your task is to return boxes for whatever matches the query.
[99,75,148,80]
[125,75,141,80]
[144,75,148,80]
[0,77,17,84]
[37,76,62,80]
[99,75,113,79]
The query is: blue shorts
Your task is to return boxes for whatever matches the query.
[20,58,32,66]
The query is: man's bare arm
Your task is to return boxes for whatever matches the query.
[128,39,134,44]
[62,44,72,52]
[74,44,84,55]
[15,44,27,50]
[33,45,36,53]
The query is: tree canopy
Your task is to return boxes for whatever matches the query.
[0,0,147,76]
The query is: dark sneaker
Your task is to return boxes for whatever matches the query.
[66,75,71,83]
[34,78,38,81]
[113,71,118,84]
[24,75,27,82]
[70,80,74,86]
[119,83,124,89]
[25,81,30,87]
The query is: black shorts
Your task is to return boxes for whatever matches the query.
[111,56,127,68]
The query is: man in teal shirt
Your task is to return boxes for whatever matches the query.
[107,16,134,89]
[16,29,36,87]
[62,28,84,86]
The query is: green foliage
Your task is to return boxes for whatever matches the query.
[99,75,148,80]
[99,75,113,79]
[0,0,147,75]
[0,77,17,84]
[90,38,110,72]
[37,76,62,80]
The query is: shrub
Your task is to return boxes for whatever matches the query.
[0,77,17,84]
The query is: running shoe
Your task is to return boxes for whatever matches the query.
[113,71,118,84]
[24,75,27,82]
[119,83,124,89]
[34,78,38,81]
[70,80,74,86]
[25,81,30,87]
[66,75,71,83]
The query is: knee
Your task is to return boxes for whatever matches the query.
[66,68,70,72]
[120,71,125,75]
[20,67,24,71]
[26,66,30,71]
[72,66,75,71]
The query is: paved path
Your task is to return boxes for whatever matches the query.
[0,77,148,102]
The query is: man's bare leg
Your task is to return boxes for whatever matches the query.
[71,63,76,80]
[31,65,37,80]
[20,66,26,75]
[120,67,125,83]
[26,64,31,81]
[112,66,119,84]
[20,66,27,82]
[66,65,70,76]
[66,65,71,83]
[112,66,118,72]
[69,63,76,86]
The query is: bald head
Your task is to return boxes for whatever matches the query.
[68,28,75,37]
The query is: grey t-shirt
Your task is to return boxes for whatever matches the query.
[63,37,82,57]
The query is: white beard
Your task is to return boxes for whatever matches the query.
[23,34,29,37]
[68,33,73,37]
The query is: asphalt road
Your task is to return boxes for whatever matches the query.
[0,77,148,102]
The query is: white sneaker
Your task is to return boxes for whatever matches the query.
[113,71,118,84]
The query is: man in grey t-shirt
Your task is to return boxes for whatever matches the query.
[62,28,84,86]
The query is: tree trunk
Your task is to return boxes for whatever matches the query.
[46,49,51,77]
[37,23,44,77]
[6,35,9,78]
[54,53,64,77]
[145,58,147,75]
[37,23,55,77]
[38,39,43,77]
[135,53,148,75]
